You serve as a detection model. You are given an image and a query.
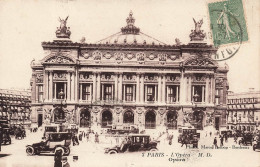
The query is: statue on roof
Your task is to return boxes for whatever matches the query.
[121,11,140,35]
[189,18,206,41]
[56,16,71,38]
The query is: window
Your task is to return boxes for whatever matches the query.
[53,82,67,99]
[82,84,92,101]
[145,85,157,102]
[192,85,205,102]
[103,84,113,100]
[166,85,179,103]
[38,85,43,102]
[124,84,135,102]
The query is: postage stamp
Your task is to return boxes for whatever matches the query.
[208,0,248,47]
[207,0,248,61]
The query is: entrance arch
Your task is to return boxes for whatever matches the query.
[191,110,204,130]
[102,110,112,127]
[53,108,65,122]
[80,109,90,127]
[166,111,178,129]
[123,110,134,124]
[145,110,156,129]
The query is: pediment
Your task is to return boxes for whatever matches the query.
[42,52,76,64]
[183,56,217,67]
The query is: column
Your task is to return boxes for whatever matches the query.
[136,73,140,103]
[97,72,101,100]
[144,84,147,102]
[118,73,123,101]
[64,83,67,99]
[101,84,104,100]
[158,74,162,103]
[54,83,57,99]
[36,85,38,102]
[155,85,158,102]
[161,74,166,103]
[176,86,179,102]
[205,76,209,104]
[92,72,97,102]
[71,72,75,101]
[67,72,71,101]
[75,69,79,102]
[166,86,169,103]
[188,75,192,103]
[45,70,49,101]
[202,86,205,103]
[140,74,144,103]
[123,84,125,101]
[179,71,185,103]
[80,83,83,100]
[133,84,136,101]
[49,71,53,100]
[114,73,118,101]
[211,75,215,104]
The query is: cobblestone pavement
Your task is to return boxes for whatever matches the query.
[0,130,259,167]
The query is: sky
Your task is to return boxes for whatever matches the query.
[0,0,259,93]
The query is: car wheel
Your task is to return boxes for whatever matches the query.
[108,150,118,154]
[55,147,64,155]
[64,147,70,156]
[26,146,35,156]
[150,148,158,151]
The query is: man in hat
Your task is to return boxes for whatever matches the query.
[62,156,70,167]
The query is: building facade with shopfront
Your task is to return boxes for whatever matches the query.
[227,89,260,132]
[30,12,228,131]
[0,89,31,128]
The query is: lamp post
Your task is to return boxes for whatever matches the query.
[54,89,66,131]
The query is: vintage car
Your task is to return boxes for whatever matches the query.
[104,134,158,154]
[177,127,200,148]
[238,133,253,146]
[1,128,11,145]
[43,125,58,137]
[107,125,139,134]
[26,132,72,156]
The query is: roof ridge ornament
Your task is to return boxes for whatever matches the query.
[56,16,71,39]
[121,11,140,35]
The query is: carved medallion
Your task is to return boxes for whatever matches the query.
[125,53,135,60]
[92,51,102,60]
[103,52,113,59]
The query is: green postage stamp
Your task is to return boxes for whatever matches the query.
[208,0,248,47]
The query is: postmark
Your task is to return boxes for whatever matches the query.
[208,0,248,61]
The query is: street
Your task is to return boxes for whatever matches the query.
[0,129,260,167]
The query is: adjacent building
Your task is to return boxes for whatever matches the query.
[0,88,31,128]
[227,89,260,131]
[30,12,229,131]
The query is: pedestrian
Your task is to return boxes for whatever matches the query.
[54,149,62,167]
[79,133,82,142]
[225,134,228,142]
[95,132,99,144]
[220,135,224,146]
[213,137,218,149]
[62,157,70,167]
[86,132,89,142]
[115,132,119,144]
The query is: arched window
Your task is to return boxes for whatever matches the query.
[145,111,156,129]
[102,110,112,127]
[80,109,90,127]
[167,111,178,129]
[123,110,134,124]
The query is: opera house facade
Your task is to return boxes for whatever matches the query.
[30,12,229,131]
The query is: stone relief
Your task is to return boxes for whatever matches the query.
[185,57,215,66]
[125,53,135,60]
[147,53,157,60]
[36,74,43,83]
[136,52,145,62]
[79,73,92,80]
[46,56,74,64]
[103,52,113,59]
[92,51,102,60]
[158,53,167,61]
[53,72,67,80]
[166,75,180,82]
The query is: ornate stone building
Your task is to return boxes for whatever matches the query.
[227,89,260,131]
[30,12,229,131]
[0,88,31,128]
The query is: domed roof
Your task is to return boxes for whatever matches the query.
[96,11,166,45]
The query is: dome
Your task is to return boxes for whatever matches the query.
[96,11,166,45]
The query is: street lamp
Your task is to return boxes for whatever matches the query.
[53,89,66,131]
